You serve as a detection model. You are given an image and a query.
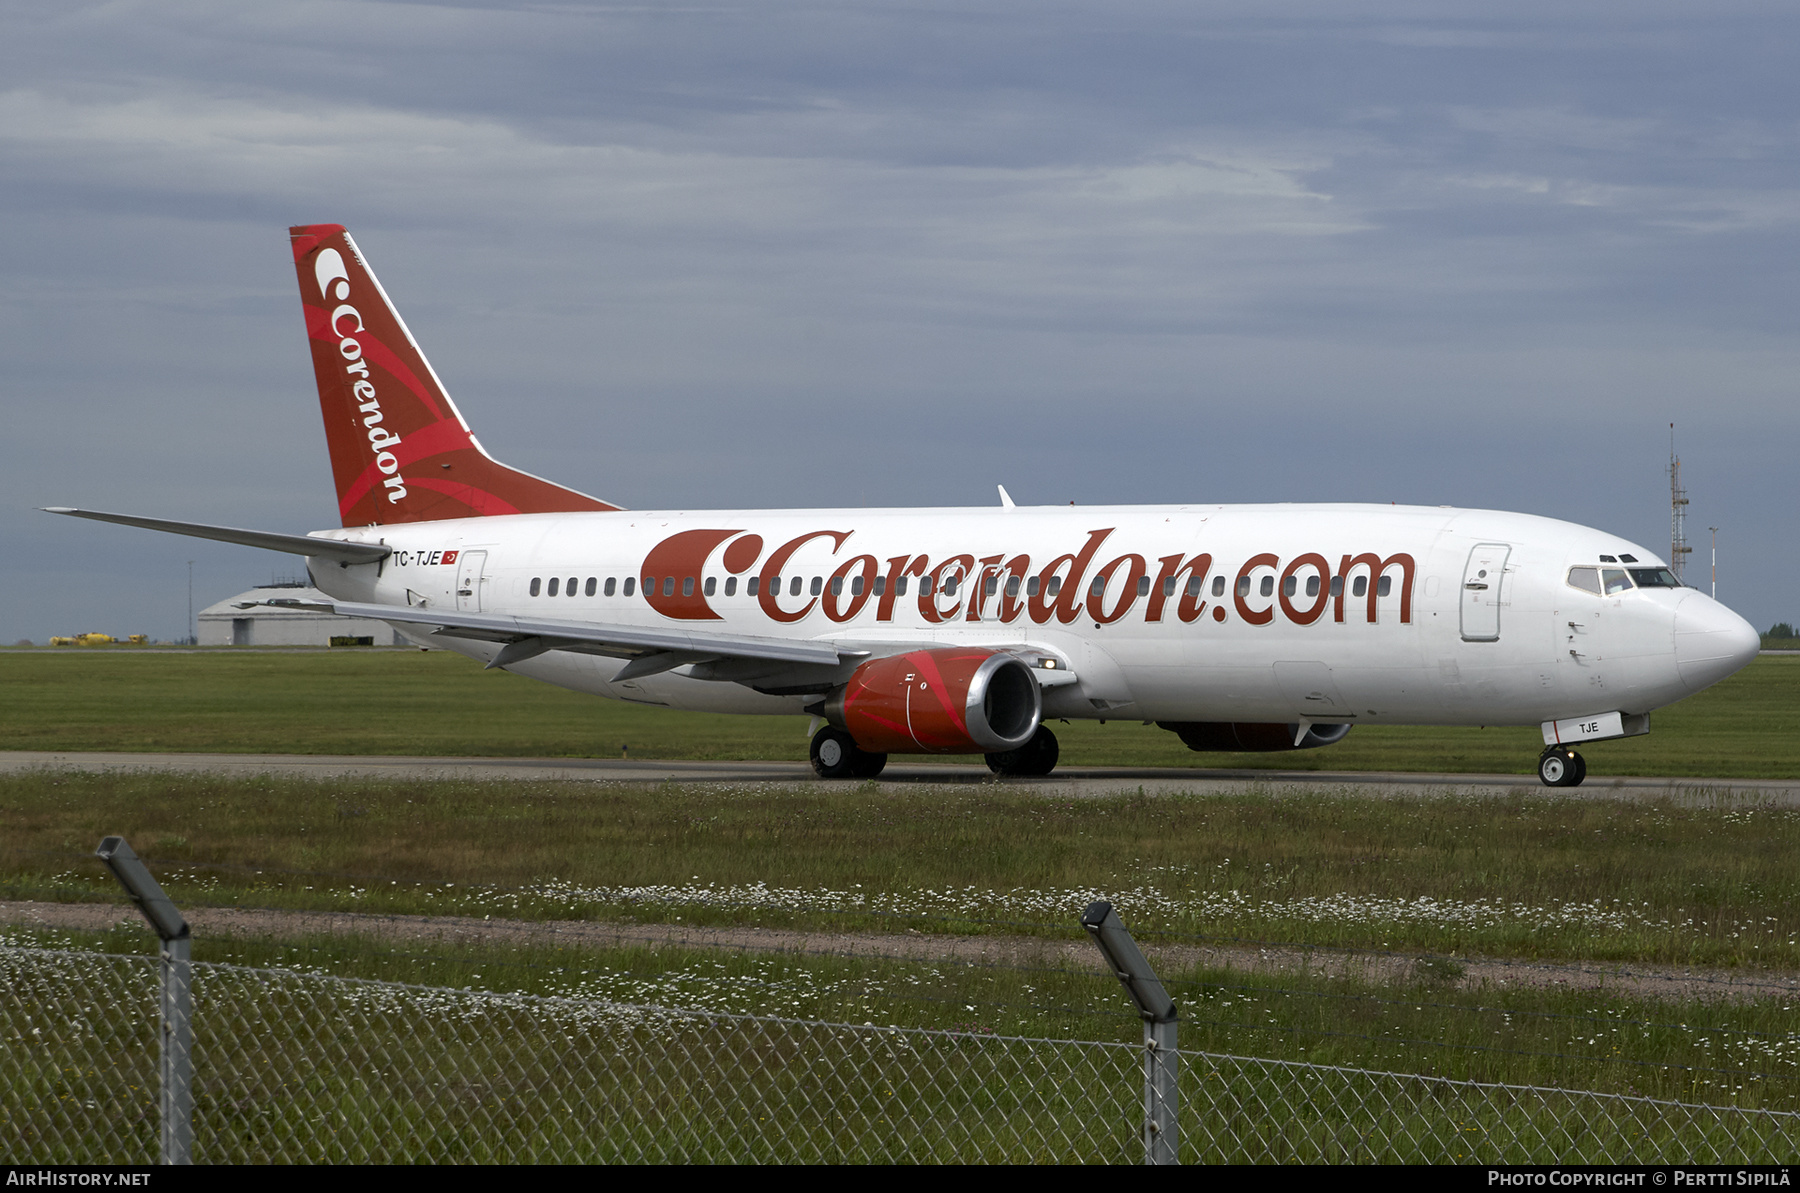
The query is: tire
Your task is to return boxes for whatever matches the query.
[1569,751,1587,786]
[849,750,888,779]
[1538,747,1576,788]
[986,725,1060,777]
[810,727,860,779]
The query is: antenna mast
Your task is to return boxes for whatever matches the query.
[1668,423,1691,581]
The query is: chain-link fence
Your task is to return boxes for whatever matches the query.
[6,944,1798,1163]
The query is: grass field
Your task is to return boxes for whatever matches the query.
[9,770,1800,966]
[2,648,1796,777]
[11,765,1800,1124]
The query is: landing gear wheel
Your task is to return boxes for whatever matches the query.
[1538,746,1585,788]
[985,725,1060,777]
[810,726,885,779]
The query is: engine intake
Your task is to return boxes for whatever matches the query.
[1157,721,1352,752]
[826,648,1042,754]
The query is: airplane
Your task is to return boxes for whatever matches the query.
[46,223,1763,787]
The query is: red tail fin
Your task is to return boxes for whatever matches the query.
[289,224,621,526]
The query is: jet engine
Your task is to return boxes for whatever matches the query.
[824,648,1042,754]
[1157,721,1353,752]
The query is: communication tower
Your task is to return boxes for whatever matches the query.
[1668,423,1691,581]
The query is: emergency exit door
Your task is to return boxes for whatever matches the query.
[1460,543,1511,642]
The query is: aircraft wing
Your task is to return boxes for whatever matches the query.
[269,598,848,679]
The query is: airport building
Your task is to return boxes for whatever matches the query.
[196,582,407,647]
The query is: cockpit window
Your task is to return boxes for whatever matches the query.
[1566,566,1602,595]
[1601,568,1633,595]
[1629,567,1681,588]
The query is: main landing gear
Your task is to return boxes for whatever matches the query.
[986,725,1060,777]
[810,726,888,779]
[1538,745,1587,788]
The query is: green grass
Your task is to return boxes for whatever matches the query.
[10,921,1800,1161]
[2,649,1797,777]
[12,766,1800,1160]
[10,771,1800,967]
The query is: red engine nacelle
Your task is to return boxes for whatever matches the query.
[825,648,1042,755]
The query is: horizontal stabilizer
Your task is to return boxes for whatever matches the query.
[42,508,391,565]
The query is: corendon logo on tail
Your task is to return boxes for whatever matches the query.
[314,248,407,505]
[636,528,1415,629]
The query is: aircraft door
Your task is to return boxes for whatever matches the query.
[455,551,488,613]
[1460,543,1511,642]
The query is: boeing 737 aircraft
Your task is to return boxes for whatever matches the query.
[47,224,1763,785]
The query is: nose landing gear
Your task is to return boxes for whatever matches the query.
[1538,745,1587,788]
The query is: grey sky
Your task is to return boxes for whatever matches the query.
[3,0,1794,641]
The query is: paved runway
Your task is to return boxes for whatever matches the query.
[3,750,1795,804]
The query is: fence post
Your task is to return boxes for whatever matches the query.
[1081,900,1179,1164]
[96,836,193,1165]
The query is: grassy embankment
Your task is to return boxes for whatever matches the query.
[9,770,1800,1110]
[1,649,1796,777]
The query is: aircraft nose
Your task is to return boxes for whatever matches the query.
[1674,592,1761,693]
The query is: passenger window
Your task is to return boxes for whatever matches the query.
[1236,576,1251,597]
[1212,576,1225,597]
[642,576,654,595]
[663,577,675,597]
[850,576,863,596]
[1005,576,1020,597]
[790,576,802,597]
[1566,567,1601,595]
[530,577,541,596]
[1305,576,1320,598]
[682,577,695,597]
[1602,568,1633,595]
[1163,577,1177,597]
[1330,576,1343,597]
[1629,568,1680,589]
[703,577,716,597]
[623,577,635,597]
[921,576,935,597]
[1352,576,1367,598]
[1136,576,1150,597]
[747,576,760,596]
[811,576,823,597]
[1090,577,1106,598]
[764,575,777,595]
[874,576,886,596]
[724,577,736,596]
[1027,576,1041,597]
[895,576,908,596]
[830,576,843,596]
[1283,576,1296,597]
[1259,576,1274,598]
[1185,576,1201,597]
[585,577,596,597]
[547,577,559,597]
[945,576,959,597]
[605,577,616,596]
[1378,576,1392,597]
[1046,577,1062,598]
[566,577,576,597]
[986,574,999,596]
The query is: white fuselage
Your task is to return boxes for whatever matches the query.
[307,502,1760,728]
